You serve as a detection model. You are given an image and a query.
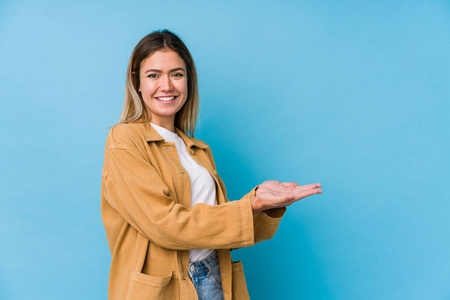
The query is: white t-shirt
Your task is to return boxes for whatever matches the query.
[150,123,216,262]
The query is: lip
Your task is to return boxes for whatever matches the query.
[154,95,178,104]
[155,95,178,98]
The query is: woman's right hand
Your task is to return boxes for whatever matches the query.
[251,180,322,214]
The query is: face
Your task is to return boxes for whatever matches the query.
[138,49,188,129]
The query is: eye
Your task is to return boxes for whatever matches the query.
[147,74,158,78]
[172,72,184,77]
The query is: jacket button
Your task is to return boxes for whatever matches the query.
[213,170,217,175]
[190,149,195,155]
[182,276,186,281]
[179,171,186,175]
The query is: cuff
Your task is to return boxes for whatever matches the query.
[239,197,255,247]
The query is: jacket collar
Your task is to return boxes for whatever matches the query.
[136,119,209,149]
[175,128,209,149]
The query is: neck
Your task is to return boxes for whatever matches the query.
[148,113,176,133]
[150,120,176,133]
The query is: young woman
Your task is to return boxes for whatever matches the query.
[101,30,322,300]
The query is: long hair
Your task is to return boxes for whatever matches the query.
[119,30,199,137]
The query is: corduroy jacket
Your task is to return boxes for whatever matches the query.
[101,120,286,299]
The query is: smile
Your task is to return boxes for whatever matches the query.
[156,96,177,102]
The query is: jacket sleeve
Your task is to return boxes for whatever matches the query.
[204,145,286,245]
[102,137,255,250]
[240,187,286,244]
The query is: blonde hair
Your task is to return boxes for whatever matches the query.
[119,30,199,137]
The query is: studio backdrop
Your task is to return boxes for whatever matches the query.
[0,1,449,299]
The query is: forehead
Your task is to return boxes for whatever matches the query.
[141,50,185,70]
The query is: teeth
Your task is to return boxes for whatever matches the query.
[157,96,175,101]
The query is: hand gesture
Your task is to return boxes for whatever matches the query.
[252,180,322,213]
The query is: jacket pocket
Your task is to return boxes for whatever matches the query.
[126,271,175,300]
[231,261,250,300]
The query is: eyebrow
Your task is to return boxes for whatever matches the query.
[144,67,185,74]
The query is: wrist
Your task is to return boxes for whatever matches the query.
[251,196,263,214]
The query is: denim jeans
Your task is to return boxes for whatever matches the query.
[188,250,224,300]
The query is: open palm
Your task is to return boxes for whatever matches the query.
[252,180,322,212]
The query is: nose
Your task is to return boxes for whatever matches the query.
[160,75,173,92]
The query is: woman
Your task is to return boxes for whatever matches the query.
[101,29,322,300]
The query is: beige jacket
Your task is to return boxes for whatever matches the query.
[101,120,285,299]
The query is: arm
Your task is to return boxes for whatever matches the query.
[103,142,255,251]
[203,144,322,245]
[240,186,287,244]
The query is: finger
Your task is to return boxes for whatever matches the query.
[291,188,322,200]
[276,189,319,207]
[295,183,322,190]
[280,187,322,207]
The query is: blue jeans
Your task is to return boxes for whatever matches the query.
[188,251,224,300]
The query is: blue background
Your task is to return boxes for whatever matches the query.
[1,1,449,299]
